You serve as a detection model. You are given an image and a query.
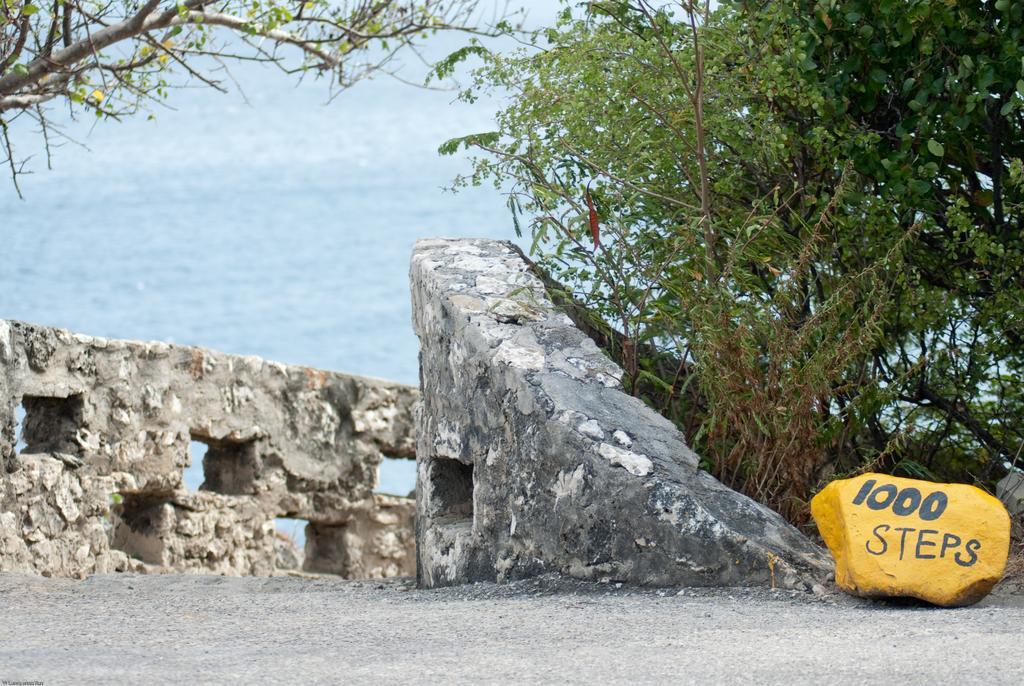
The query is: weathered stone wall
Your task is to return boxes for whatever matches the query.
[1,453,129,575]
[0,319,417,578]
[411,239,833,591]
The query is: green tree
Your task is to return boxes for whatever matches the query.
[446,0,1024,522]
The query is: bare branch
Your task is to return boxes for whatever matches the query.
[1,0,509,191]
[171,11,342,69]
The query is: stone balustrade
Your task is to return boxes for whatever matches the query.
[0,319,417,578]
[410,239,833,590]
[2,238,838,591]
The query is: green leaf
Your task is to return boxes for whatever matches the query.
[430,44,490,84]
[21,3,39,14]
[893,458,937,481]
[977,66,996,91]
[438,131,499,156]
[869,67,887,84]
[11,63,28,76]
[926,139,944,157]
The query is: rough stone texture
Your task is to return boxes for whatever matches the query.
[0,453,141,578]
[304,494,416,579]
[111,491,276,576]
[812,473,1011,607]
[0,320,16,474]
[0,319,417,578]
[410,238,833,590]
[275,533,304,571]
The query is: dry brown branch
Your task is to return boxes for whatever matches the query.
[1,0,519,190]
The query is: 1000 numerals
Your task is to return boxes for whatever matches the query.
[852,479,948,520]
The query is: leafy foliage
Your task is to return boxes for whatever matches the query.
[446,0,1024,523]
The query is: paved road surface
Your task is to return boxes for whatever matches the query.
[0,573,1020,685]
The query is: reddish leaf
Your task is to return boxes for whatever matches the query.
[585,188,600,250]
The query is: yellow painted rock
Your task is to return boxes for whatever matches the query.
[811,473,1010,607]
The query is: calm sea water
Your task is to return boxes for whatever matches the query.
[1,2,555,528]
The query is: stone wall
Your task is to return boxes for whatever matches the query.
[411,239,833,591]
[0,319,417,578]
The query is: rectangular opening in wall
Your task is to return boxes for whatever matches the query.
[375,455,417,497]
[303,522,349,576]
[20,393,84,455]
[14,402,25,453]
[110,493,172,566]
[428,457,474,524]
[274,518,307,571]
[183,440,207,492]
[189,432,259,495]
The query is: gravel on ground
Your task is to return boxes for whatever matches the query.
[0,572,1021,685]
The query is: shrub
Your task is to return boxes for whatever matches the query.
[445,0,1024,523]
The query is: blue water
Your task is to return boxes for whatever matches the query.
[2,2,556,521]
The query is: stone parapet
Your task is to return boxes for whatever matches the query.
[411,238,833,590]
[0,319,416,578]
